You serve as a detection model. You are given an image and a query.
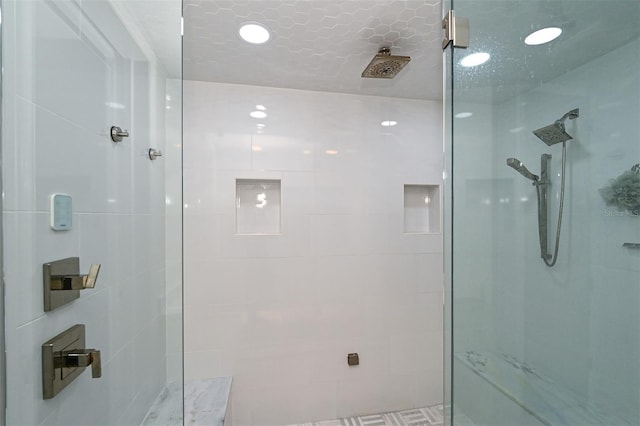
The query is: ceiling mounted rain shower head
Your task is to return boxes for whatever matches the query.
[361,47,411,79]
[532,108,579,146]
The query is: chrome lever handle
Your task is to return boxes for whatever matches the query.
[82,263,100,288]
[110,126,129,142]
[50,263,100,290]
[55,349,101,378]
[91,350,101,378]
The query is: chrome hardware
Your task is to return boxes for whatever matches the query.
[50,263,100,290]
[110,126,129,142]
[55,349,101,378]
[538,154,552,261]
[442,10,470,49]
[623,243,640,249]
[347,353,360,366]
[148,148,163,160]
[42,324,102,399]
[43,257,101,311]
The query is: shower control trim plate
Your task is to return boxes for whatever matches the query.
[42,324,102,399]
[43,257,101,311]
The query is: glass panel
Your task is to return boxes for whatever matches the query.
[450,1,640,425]
[0,0,5,421]
[1,0,182,424]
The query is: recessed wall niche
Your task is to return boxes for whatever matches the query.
[236,179,282,234]
[404,184,440,233]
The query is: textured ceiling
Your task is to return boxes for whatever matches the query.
[453,0,640,103]
[182,0,444,101]
[117,0,640,104]
[115,0,182,77]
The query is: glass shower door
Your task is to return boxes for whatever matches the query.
[448,1,640,425]
[1,0,182,424]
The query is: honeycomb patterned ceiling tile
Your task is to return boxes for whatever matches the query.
[120,0,640,103]
[183,1,444,100]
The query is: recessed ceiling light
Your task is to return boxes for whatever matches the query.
[255,105,266,110]
[455,112,473,118]
[250,111,267,119]
[239,22,271,44]
[525,27,562,46]
[460,52,490,67]
[325,150,339,155]
[381,120,398,127]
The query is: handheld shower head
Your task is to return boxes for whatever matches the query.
[507,158,539,182]
[558,108,580,123]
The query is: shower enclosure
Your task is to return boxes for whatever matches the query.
[1,0,183,424]
[445,1,640,425]
[181,2,445,425]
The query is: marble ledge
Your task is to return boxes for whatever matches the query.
[141,377,233,426]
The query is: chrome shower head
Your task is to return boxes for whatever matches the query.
[361,47,411,79]
[507,158,539,182]
[532,108,579,146]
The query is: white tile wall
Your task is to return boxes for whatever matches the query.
[2,1,174,424]
[183,81,444,425]
[453,38,640,424]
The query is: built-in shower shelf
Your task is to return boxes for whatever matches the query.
[236,179,281,234]
[622,242,640,249]
[404,184,441,234]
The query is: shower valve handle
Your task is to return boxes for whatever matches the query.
[54,349,102,378]
[50,263,101,290]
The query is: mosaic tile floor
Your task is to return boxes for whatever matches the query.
[287,405,445,426]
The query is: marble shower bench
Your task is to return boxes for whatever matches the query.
[141,377,232,426]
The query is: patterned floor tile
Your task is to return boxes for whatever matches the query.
[289,404,446,426]
[423,405,444,425]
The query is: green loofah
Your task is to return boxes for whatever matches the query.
[599,166,640,215]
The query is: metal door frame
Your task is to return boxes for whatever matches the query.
[0,0,7,423]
